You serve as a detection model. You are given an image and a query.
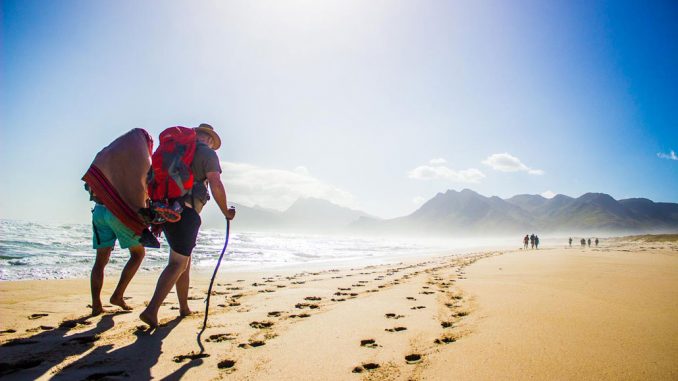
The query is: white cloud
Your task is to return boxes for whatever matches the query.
[408,162,486,183]
[412,196,426,205]
[540,190,556,199]
[293,166,310,175]
[220,162,356,210]
[482,153,544,175]
[657,150,678,161]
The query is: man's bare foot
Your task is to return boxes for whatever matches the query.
[90,305,104,316]
[139,310,158,328]
[110,296,133,311]
[91,302,104,316]
[179,308,194,317]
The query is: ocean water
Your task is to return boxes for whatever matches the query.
[0,219,471,281]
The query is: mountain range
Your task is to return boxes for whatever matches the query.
[201,190,678,236]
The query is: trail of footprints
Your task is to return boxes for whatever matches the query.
[0,251,497,378]
[351,253,494,376]
[193,251,496,376]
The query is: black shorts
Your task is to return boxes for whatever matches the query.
[162,207,201,256]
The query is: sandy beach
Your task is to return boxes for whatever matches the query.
[1,237,677,380]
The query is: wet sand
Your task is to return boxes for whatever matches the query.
[1,238,676,380]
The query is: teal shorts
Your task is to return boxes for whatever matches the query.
[92,204,141,249]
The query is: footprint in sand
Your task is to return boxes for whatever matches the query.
[218,359,236,370]
[405,354,422,364]
[441,321,453,328]
[304,296,322,301]
[267,311,282,317]
[28,313,48,320]
[411,306,426,310]
[173,353,210,363]
[207,333,236,342]
[385,313,404,319]
[434,336,456,344]
[249,321,274,329]
[406,297,416,301]
[385,327,407,332]
[0,329,17,334]
[59,319,91,329]
[238,340,265,349]
[360,339,378,348]
[289,313,310,318]
[295,303,319,309]
[352,363,380,373]
[65,335,99,345]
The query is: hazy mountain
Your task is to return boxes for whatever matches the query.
[394,189,535,234]
[355,190,678,236]
[281,198,376,232]
[201,197,376,233]
[201,190,678,236]
[505,194,548,213]
[201,202,282,230]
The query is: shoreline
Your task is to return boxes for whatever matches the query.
[1,239,676,380]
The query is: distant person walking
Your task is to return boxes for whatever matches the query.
[595,238,599,247]
[587,238,592,248]
[535,235,540,249]
[523,234,529,250]
[569,237,573,247]
[530,234,535,249]
[580,238,586,247]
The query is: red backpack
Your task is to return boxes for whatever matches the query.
[148,127,197,202]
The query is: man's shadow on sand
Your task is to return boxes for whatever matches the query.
[52,317,193,380]
[0,312,123,380]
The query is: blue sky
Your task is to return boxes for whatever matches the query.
[1,0,676,222]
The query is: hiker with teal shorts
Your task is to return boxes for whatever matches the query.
[83,129,156,316]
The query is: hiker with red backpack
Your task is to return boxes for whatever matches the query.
[140,124,235,328]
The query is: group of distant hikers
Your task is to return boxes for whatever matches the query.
[523,234,540,250]
[569,237,599,248]
[522,235,601,250]
[82,124,235,328]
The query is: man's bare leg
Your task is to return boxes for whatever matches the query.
[110,245,145,310]
[140,250,190,328]
[91,247,112,316]
[176,256,192,316]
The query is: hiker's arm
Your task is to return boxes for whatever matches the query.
[206,172,236,220]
